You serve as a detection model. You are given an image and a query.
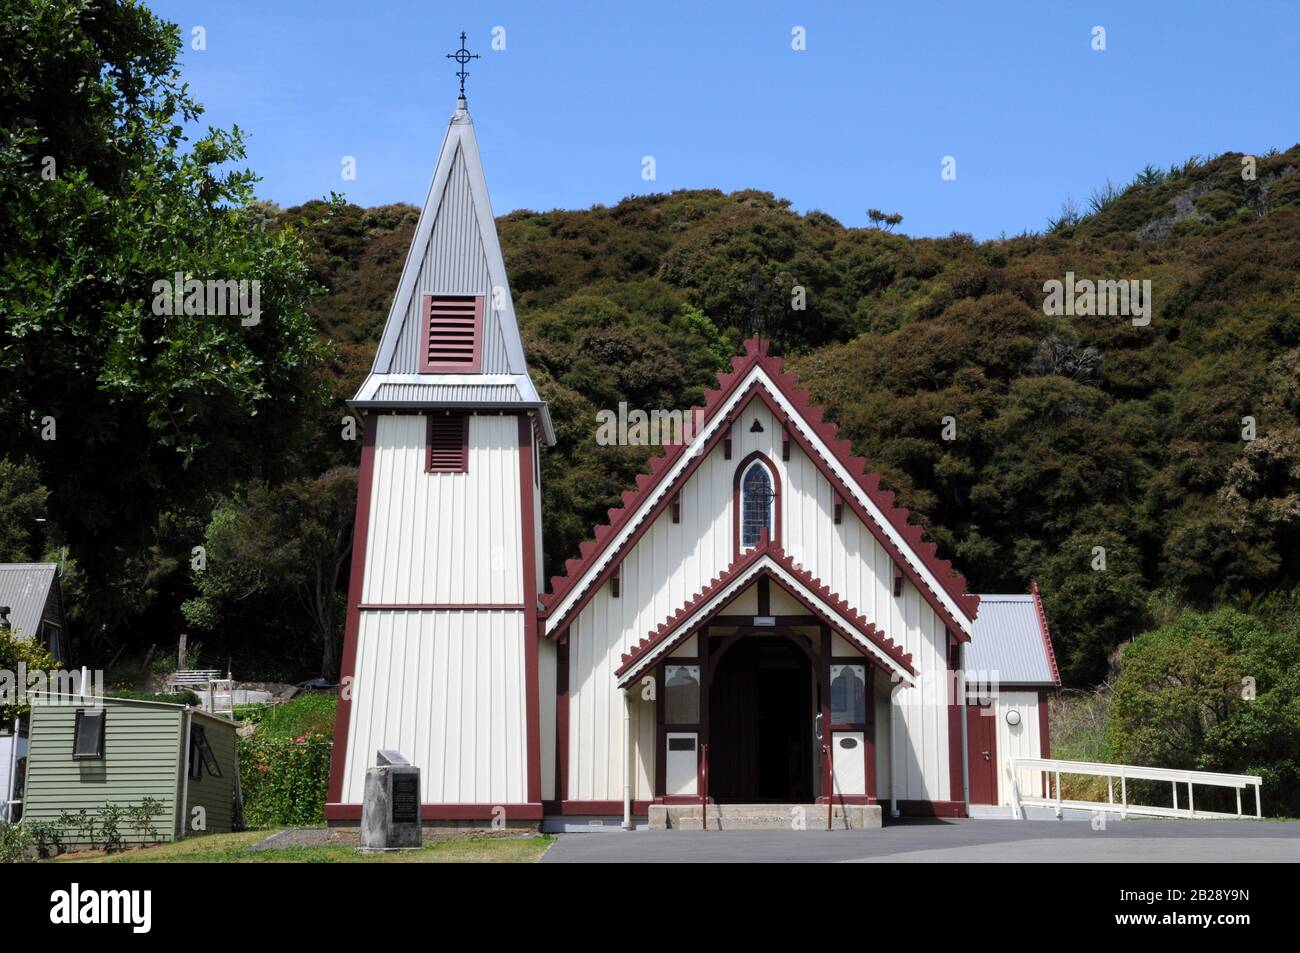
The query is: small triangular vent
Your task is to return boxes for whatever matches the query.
[420,294,483,373]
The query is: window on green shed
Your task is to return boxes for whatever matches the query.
[188,723,222,780]
[73,708,105,759]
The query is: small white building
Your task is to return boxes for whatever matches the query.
[326,94,1059,826]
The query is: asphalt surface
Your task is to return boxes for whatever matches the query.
[539,818,1300,863]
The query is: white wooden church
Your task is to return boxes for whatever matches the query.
[326,93,1060,828]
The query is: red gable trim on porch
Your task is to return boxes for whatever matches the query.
[1030,581,1062,687]
[541,337,979,640]
[614,539,915,687]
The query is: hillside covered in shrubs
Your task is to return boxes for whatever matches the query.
[283,145,1300,687]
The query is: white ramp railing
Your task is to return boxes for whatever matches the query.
[1007,757,1263,821]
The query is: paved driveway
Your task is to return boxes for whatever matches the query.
[540,818,1300,863]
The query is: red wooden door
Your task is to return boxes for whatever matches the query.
[966,705,998,804]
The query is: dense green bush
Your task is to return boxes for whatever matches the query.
[1108,606,1300,816]
[250,693,337,741]
[0,820,33,863]
[239,738,332,826]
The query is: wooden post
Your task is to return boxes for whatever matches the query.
[177,632,187,671]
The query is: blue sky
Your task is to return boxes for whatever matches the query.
[153,0,1300,239]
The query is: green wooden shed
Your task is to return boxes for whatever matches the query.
[21,694,240,844]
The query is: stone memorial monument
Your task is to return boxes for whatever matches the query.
[360,749,422,850]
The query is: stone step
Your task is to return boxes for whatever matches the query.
[649,803,882,831]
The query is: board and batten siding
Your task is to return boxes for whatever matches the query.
[22,699,183,843]
[363,413,523,605]
[565,392,954,803]
[341,410,536,807]
[340,609,529,805]
[995,690,1044,806]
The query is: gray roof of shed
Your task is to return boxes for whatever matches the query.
[965,592,1060,686]
[0,563,57,641]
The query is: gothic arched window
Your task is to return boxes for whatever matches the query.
[740,460,775,549]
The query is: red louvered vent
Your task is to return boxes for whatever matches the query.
[420,294,483,373]
[427,414,469,473]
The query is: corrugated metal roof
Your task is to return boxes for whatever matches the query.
[0,563,57,641]
[371,382,524,403]
[965,594,1058,686]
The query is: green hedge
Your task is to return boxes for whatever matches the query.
[238,738,332,826]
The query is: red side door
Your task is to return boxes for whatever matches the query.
[966,705,998,804]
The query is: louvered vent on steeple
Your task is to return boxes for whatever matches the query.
[426,414,469,472]
[420,294,483,373]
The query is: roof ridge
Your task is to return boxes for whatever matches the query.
[1030,581,1062,687]
[542,335,979,636]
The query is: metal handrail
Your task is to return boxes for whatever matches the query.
[1007,757,1263,820]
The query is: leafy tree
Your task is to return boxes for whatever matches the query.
[0,458,47,562]
[0,624,58,721]
[0,1,327,621]
[184,468,358,676]
[1108,607,1300,815]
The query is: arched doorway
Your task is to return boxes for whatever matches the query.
[708,635,815,802]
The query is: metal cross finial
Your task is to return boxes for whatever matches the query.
[446,31,480,98]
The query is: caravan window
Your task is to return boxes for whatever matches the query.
[188,723,223,780]
[72,708,105,759]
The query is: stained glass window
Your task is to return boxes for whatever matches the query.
[741,462,773,548]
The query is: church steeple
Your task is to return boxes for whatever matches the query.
[351,85,553,444]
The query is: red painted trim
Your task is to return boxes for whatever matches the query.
[326,416,377,806]
[894,799,967,818]
[358,603,526,611]
[419,293,484,373]
[519,416,543,806]
[1039,689,1051,758]
[1030,581,1062,686]
[947,643,964,804]
[325,803,543,822]
[732,450,782,558]
[865,671,878,801]
[616,540,914,683]
[542,337,978,640]
[556,639,569,802]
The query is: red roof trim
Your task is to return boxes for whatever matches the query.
[614,540,915,683]
[542,336,979,637]
[1030,580,1062,687]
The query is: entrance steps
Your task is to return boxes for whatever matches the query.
[649,802,882,831]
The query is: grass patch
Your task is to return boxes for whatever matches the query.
[249,693,336,740]
[56,830,554,863]
[1050,686,1114,801]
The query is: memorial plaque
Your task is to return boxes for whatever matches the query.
[391,772,419,824]
[361,748,421,850]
